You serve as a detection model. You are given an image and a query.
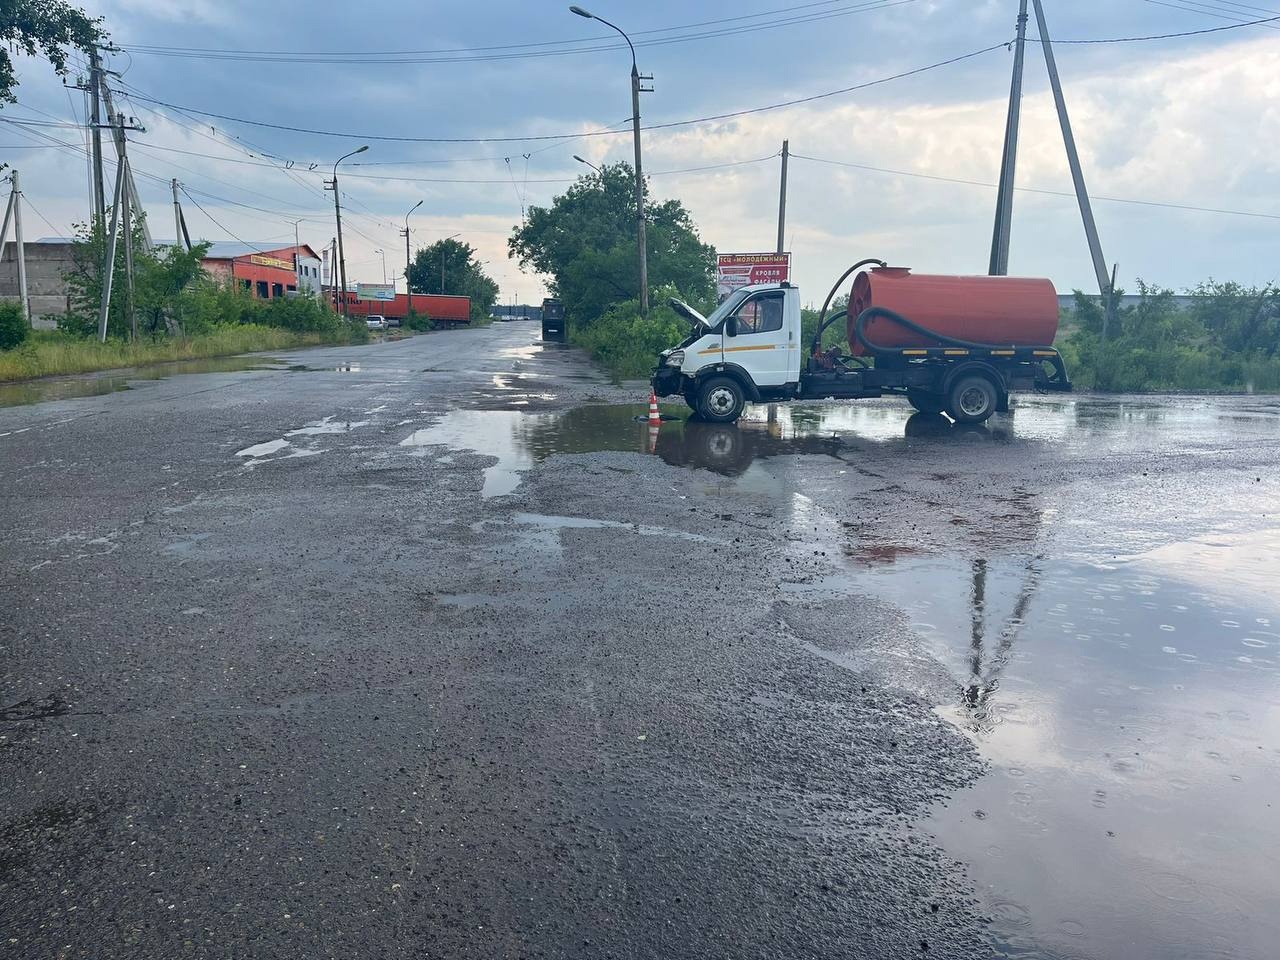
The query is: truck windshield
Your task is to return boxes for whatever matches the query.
[705,288,752,330]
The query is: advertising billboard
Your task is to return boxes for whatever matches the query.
[716,253,791,300]
[356,283,397,302]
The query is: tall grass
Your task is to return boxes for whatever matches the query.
[0,325,355,382]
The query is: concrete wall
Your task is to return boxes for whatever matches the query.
[0,241,75,329]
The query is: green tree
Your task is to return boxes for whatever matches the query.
[1,0,103,106]
[406,237,498,321]
[508,163,716,328]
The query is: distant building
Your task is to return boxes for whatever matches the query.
[0,238,325,327]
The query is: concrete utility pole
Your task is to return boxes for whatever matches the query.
[327,145,368,320]
[88,48,106,227]
[989,0,1028,276]
[1,172,31,324]
[172,179,185,251]
[99,81,151,253]
[110,115,137,340]
[97,149,127,342]
[1031,0,1110,298]
[777,140,789,255]
[570,6,651,314]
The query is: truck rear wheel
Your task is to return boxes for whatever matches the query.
[697,376,746,423]
[946,375,998,424]
[907,389,946,415]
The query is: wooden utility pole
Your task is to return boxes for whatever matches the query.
[989,0,1028,276]
[777,140,789,255]
[1030,0,1110,299]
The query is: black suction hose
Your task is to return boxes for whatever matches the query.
[812,258,886,356]
[854,306,1020,355]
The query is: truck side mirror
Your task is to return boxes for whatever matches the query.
[725,317,739,338]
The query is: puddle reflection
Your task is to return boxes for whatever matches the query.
[0,355,285,408]
[841,541,1280,959]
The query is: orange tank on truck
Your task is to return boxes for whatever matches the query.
[847,268,1059,356]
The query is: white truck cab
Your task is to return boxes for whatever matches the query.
[657,283,804,420]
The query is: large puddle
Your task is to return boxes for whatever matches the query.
[833,552,1280,960]
[0,355,284,407]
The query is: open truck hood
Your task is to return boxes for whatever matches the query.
[669,297,709,334]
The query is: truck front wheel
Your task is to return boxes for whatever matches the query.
[697,376,746,423]
[946,375,999,424]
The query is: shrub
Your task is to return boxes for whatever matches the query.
[0,301,29,350]
[572,290,690,379]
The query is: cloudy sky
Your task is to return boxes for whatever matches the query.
[3,0,1277,305]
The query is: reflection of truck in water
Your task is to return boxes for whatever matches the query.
[541,298,565,342]
[652,261,1071,425]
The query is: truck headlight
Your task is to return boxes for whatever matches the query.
[665,350,685,368]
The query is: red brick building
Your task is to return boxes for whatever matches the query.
[200,242,323,299]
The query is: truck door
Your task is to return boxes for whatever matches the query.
[722,289,790,387]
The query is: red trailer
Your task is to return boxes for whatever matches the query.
[335,291,472,326]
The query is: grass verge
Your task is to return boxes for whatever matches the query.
[0,325,362,383]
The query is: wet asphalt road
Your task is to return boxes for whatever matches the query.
[2,321,1278,959]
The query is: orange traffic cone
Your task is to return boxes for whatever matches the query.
[648,390,662,424]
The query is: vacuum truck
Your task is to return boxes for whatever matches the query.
[650,259,1072,424]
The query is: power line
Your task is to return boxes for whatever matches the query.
[1140,0,1280,26]
[121,0,917,64]
[1049,12,1280,41]
[121,42,1009,144]
[790,152,1280,221]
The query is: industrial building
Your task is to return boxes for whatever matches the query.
[0,239,325,327]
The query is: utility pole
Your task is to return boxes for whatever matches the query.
[110,114,137,340]
[88,48,106,227]
[99,82,151,253]
[1031,0,1110,299]
[97,146,127,342]
[1,172,31,325]
[171,178,184,251]
[989,0,1029,276]
[631,64,653,314]
[1102,262,1118,343]
[777,139,789,255]
[326,146,368,320]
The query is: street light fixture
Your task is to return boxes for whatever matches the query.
[573,155,602,174]
[569,5,649,313]
[403,199,423,300]
[329,144,369,319]
[375,248,387,284]
[440,233,461,294]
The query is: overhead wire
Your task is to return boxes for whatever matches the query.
[120,0,917,64]
[790,152,1280,221]
[119,42,1011,144]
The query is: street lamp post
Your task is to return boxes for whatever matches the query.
[375,248,387,284]
[573,154,602,174]
[440,233,460,294]
[403,200,423,321]
[570,5,649,314]
[328,144,369,319]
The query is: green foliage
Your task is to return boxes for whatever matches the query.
[0,0,103,106]
[800,295,849,353]
[406,238,498,320]
[0,301,30,350]
[508,163,716,331]
[571,286,691,380]
[405,309,433,331]
[58,223,362,342]
[1061,279,1280,393]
